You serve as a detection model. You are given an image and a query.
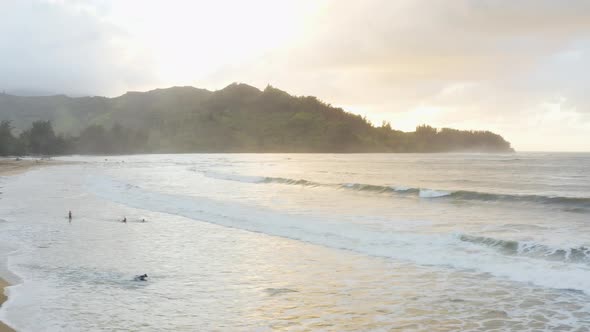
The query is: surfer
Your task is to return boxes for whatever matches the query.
[134,274,148,281]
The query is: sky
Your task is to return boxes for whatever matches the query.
[1,0,590,151]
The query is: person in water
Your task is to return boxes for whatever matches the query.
[141,218,146,223]
[134,274,148,281]
[68,211,72,220]
[122,217,127,223]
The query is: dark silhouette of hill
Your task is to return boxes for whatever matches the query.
[0,83,513,154]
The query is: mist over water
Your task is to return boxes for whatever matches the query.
[1,153,590,331]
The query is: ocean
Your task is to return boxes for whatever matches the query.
[1,153,589,331]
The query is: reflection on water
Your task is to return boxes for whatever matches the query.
[3,207,589,331]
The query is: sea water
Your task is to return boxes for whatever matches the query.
[1,153,590,331]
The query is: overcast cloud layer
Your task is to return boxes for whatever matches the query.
[1,0,589,151]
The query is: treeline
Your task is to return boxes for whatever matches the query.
[0,120,148,155]
[0,83,514,154]
[1,120,65,155]
[0,119,512,156]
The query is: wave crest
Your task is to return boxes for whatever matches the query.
[458,234,590,264]
[199,170,590,210]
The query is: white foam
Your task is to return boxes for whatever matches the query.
[87,175,590,295]
[202,171,265,184]
[3,156,590,330]
[419,189,451,198]
[391,185,411,191]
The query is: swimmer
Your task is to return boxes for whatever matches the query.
[134,274,148,281]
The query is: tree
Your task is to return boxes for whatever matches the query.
[20,121,62,155]
[0,120,16,155]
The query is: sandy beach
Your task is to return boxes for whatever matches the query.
[0,158,58,176]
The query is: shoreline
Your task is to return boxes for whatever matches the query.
[0,278,14,332]
[0,158,64,176]
[0,158,60,332]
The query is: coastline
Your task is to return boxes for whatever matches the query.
[0,278,14,332]
[0,158,61,332]
[0,158,60,176]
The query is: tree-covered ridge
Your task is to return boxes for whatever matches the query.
[0,83,514,154]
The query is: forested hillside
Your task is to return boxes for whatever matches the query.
[0,84,513,154]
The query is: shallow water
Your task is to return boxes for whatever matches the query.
[1,153,590,331]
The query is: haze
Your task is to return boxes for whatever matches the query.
[2,0,589,151]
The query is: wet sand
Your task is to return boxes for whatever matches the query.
[0,158,63,332]
[0,278,14,332]
[0,158,59,176]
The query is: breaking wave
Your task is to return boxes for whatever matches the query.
[200,171,590,210]
[263,177,320,187]
[458,234,590,264]
[87,175,590,294]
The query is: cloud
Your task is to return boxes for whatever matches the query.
[205,0,590,150]
[275,0,590,94]
[2,0,589,150]
[0,0,155,96]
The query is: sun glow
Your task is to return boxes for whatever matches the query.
[103,0,319,87]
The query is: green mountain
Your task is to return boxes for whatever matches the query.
[0,83,514,153]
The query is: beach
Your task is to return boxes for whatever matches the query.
[0,159,28,332]
[0,159,58,176]
[0,278,14,332]
[0,153,589,331]
[0,158,58,332]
